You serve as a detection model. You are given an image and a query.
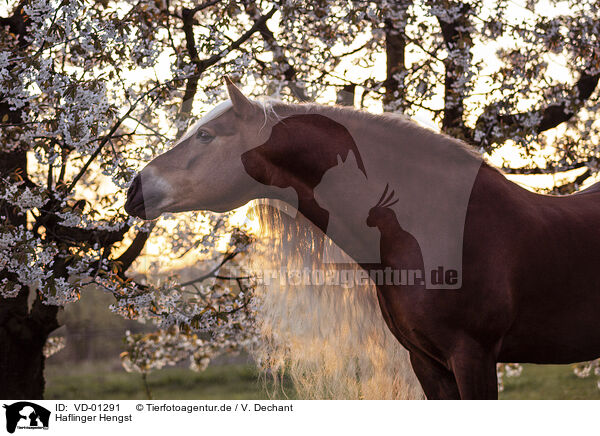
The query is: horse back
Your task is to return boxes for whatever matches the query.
[468,167,600,363]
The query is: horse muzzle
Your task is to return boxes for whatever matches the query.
[124,173,163,220]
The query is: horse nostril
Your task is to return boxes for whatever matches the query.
[125,175,145,217]
[124,170,166,220]
[127,175,141,198]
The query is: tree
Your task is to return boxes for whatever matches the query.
[1,0,599,399]
[0,0,261,399]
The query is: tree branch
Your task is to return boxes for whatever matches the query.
[66,86,163,193]
[188,0,221,15]
[245,2,308,101]
[51,222,131,247]
[475,70,600,150]
[179,251,240,287]
[551,168,593,195]
[178,5,276,124]
[115,222,156,273]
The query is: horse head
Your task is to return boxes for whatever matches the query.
[125,78,366,226]
[125,77,284,219]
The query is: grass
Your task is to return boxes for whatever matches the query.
[45,362,297,400]
[45,361,600,400]
[500,364,600,400]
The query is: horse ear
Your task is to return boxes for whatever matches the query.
[224,76,255,119]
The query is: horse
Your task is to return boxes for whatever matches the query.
[125,77,600,399]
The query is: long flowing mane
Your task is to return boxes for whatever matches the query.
[248,201,424,399]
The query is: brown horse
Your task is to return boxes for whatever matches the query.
[125,78,600,399]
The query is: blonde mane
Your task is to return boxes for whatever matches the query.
[247,189,424,399]
[256,98,483,160]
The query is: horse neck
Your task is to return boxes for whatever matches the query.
[267,102,492,276]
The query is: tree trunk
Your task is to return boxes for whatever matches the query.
[0,294,51,399]
[0,143,59,400]
[383,15,407,111]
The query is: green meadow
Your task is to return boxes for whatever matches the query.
[45,361,600,400]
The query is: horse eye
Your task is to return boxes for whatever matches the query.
[195,129,214,143]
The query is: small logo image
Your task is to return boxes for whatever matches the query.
[3,402,50,433]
